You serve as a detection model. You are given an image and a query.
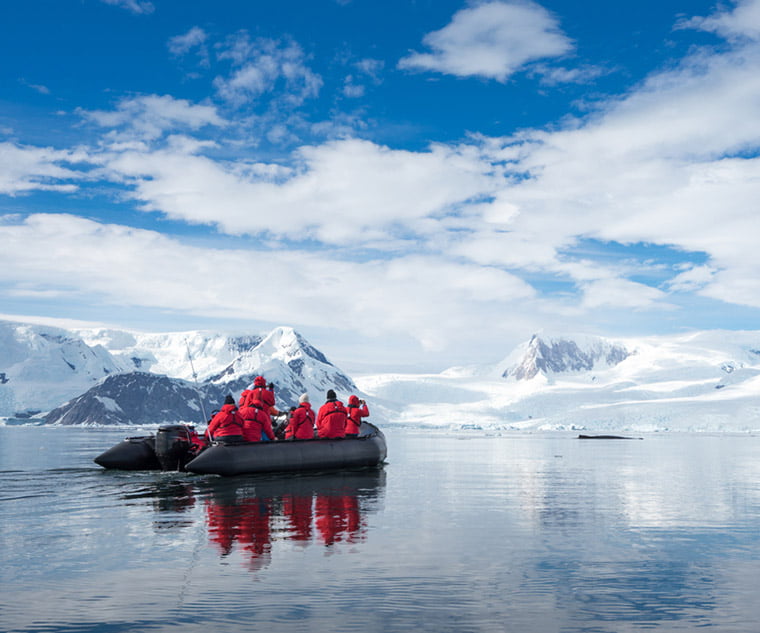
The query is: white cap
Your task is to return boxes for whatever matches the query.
[299,393,309,403]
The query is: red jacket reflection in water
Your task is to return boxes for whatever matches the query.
[282,494,313,542]
[206,497,272,563]
[206,500,244,556]
[315,494,364,546]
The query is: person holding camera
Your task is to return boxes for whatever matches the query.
[345,394,369,437]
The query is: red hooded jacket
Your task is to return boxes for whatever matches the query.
[285,402,315,440]
[239,403,275,442]
[316,399,347,439]
[346,395,369,435]
[207,404,244,439]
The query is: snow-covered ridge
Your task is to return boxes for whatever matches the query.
[74,327,264,381]
[498,333,630,380]
[3,317,760,432]
[356,330,760,433]
[0,319,355,420]
[0,320,123,417]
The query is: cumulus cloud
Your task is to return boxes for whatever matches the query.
[97,137,498,243]
[5,1,760,362]
[0,213,536,358]
[0,142,86,195]
[678,0,760,41]
[79,94,226,141]
[214,35,323,107]
[69,0,760,318]
[463,17,760,307]
[398,0,573,81]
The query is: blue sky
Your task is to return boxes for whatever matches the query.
[1,0,759,371]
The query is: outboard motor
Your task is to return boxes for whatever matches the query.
[154,425,194,471]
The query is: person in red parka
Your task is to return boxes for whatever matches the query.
[285,393,316,440]
[242,376,280,417]
[206,395,244,443]
[345,395,369,437]
[316,389,347,439]
[239,401,275,442]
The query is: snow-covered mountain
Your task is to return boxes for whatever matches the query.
[0,320,124,417]
[0,319,357,424]
[204,327,355,405]
[498,334,629,380]
[5,316,760,432]
[74,328,264,382]
[355,331,760,433]
[45,372,228,426]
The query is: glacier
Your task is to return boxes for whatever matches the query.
[355,331,760,433]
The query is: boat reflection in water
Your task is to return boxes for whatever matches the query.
[200,468,386,571]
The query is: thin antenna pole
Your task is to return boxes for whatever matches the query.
[185,339,208,424]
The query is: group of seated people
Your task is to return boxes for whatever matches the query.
[205,376,370,444]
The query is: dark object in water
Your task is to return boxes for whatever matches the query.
[153,424,197,471]
[577,434,643,440]
[93,435,161,470]
[185,422,387,477]
[94,424,201,471]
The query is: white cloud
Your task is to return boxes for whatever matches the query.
[79,94,226,141]
[342,78,365,98]
[214,35,323,107]
[530,63,607,86]
[398,0,573,81]
[668,265,717,293]
[355,58,384,80]
[168,27,208,56]
[97,137,498,244]
[168,26,210,68]
[100,0,154,15]
[6,0,760,362]
[678,0,760,41]
[0,213,537,359]
[461,28,760,302]
[19,79,51,95]
[342,58,384,98]
[580,278,669,310]
[0,142,85,195]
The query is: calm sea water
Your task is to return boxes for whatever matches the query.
[1,426,759,633]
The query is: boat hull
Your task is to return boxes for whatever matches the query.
[185,422,387,477]
[93,436,161,471]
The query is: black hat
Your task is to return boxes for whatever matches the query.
[326,389,336,400]
[224,394,235,405]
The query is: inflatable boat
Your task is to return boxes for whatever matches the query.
[185,422,387,476]
[94,422,387,476]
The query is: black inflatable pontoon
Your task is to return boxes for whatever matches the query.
[185,422,387,476]
[94,425,201,471]
[93,435,161,470]
[94,422,387,476]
